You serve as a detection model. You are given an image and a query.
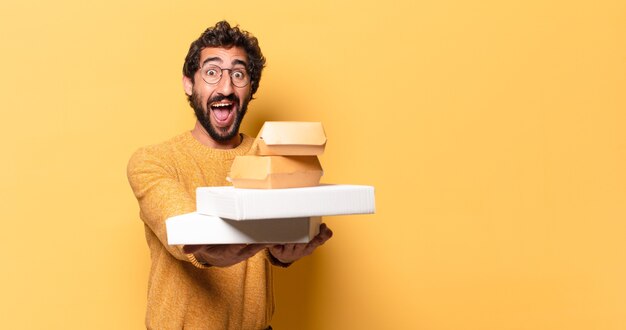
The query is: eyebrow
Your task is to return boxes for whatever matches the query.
[232,59,248,68]
[201,57,248,68]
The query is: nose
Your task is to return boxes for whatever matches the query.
[215,72,234,95]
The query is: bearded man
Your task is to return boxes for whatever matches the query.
[127,21,332,329]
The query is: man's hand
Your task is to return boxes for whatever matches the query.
[182,244,269,267]
[269,223,333,264]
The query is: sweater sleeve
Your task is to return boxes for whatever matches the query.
[127,146,197,263]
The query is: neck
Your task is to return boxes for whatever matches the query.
[191,121,242,149]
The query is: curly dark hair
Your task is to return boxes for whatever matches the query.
[183,21,266,97]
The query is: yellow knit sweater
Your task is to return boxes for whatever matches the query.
[127,131,274,329]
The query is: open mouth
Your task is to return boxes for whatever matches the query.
[210,100,236,126]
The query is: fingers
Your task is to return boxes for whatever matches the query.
[238,244,270,258]
[307,223,333,249]
[318,223,333,241]
[184,224,334,267]
[204,244,246,254]
[269,244,285,256]
[184,244,269,267]
[182,244,205,254]
[269,223,334,263]
[183,244,245,254]
[271,244,297,255]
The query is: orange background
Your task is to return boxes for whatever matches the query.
[1,0,625,329]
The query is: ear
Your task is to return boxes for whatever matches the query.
[182,76,193,96]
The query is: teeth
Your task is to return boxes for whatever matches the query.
[212,102,232,108]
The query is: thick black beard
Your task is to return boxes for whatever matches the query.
[191,92,248,142]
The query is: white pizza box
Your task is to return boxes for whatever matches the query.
[166,212,322,244]
[196,184,375,220]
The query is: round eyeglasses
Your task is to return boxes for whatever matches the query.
[200,64,250,88]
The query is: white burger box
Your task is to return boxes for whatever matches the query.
[166,213,322,244]
[196,184,376,220]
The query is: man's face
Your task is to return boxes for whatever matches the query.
[184,47,252,142]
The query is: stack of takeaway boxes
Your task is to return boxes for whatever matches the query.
[166,122,376,245]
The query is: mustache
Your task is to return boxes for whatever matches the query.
[207,94,239,105]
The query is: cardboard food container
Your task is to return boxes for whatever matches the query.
[251,121,327,156]
[166,212,322,244]
[228,155,323,189]
[196,184,376,220]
